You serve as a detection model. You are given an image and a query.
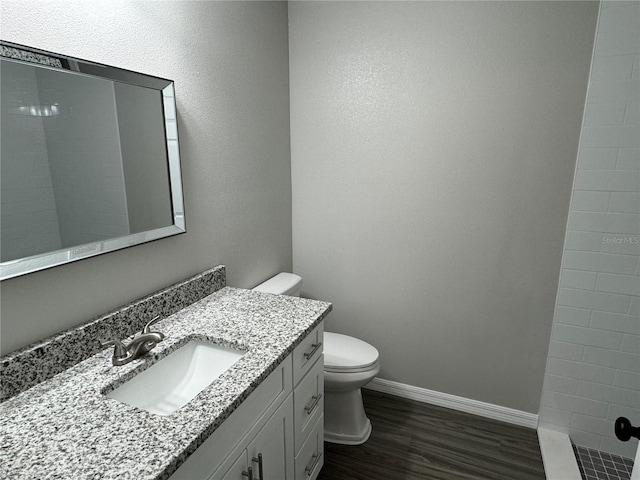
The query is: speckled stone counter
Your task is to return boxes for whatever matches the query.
[0,287,332,480]
[1,266,227,401]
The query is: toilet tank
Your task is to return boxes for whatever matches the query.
[252,273,302,297]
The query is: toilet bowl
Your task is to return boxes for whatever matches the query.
[323,332,379,445]
[253,273,380,445]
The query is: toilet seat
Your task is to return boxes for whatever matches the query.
[324,332,379,373]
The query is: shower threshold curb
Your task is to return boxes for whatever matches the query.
[538,427,581,480]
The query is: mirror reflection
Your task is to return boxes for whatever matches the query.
[0,43,185,280]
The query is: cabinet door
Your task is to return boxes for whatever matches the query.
[248,394,294,480]
[171,357,293,480]
[218,450,248,480]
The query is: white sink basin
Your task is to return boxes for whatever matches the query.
[106,340,245,415]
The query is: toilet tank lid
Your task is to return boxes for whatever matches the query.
[252,272,302,295]
[324,332,379,371]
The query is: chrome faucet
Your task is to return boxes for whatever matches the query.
[101,316,165,366]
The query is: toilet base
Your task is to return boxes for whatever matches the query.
[324,417,372,445]
[324,387,372,445]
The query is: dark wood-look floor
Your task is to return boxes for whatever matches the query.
[318,390,545,480]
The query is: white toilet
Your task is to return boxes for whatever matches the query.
[253,273,380,445]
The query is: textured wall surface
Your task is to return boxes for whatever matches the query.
[0,1,292,354]
[539,1,640,459]
[289,1,598,414]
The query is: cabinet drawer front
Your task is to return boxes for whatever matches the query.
[294,355,324,454]
[293,323,324,386]
[171,356,293,479]
[294,414,324,480]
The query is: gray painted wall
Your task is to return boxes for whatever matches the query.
[289,1,598,413]
[0,1,292,355]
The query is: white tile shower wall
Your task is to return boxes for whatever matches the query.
[1,64,131,259]
[0,63,62,262]
[539,0,640,459]
[42,71,131,247]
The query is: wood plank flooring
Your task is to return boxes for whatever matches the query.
[318,389,545,480]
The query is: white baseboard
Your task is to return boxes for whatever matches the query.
[365,377,538,429]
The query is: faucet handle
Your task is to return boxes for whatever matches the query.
[143,315,162,333]
[100,338,128,359]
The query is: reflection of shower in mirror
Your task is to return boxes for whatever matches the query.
[0,41,186,281]
[9,104,63,117]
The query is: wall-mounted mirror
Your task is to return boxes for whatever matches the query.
[0,42,185,280]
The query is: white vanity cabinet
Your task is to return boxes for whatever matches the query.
[292,323,324,480]
[171,322,324,480]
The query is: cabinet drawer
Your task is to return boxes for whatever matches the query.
[171,356,293,479]
[293,355,324,454]
[294,414,324,480]
[292,323,324,386]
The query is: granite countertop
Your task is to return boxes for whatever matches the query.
[0,287,332,480]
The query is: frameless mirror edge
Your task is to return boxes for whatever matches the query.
[163,83,186,232]
[0,225,186,281]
